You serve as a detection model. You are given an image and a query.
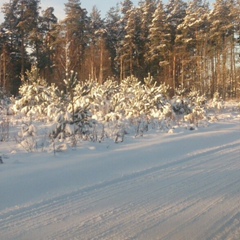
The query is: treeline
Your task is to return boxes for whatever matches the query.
[0,0,239,98]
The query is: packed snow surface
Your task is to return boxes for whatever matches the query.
[0,104,240,240]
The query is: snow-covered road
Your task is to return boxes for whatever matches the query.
[0,116,240,240]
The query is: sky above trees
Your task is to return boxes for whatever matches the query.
[0,0,140,21]
[0,0,215,22]
[39,0,140,20]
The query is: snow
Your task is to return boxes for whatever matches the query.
[0,102,240,240]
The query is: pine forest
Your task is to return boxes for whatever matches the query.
[0,0,239,98]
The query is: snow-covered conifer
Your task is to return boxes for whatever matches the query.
[49,73,94,141]
[147,1,170,79]
[12,65,57,118]
[184,89,207,127]
[139,0,157,76]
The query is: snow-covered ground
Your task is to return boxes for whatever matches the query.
[0,102,240,240]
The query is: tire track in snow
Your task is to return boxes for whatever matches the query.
[210,211,240,240]
[116,147,240,240]
[58,141,240,239]
[0,141,238,238]
[0,139,239,240]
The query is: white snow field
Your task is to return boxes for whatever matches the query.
[0,104,240,240]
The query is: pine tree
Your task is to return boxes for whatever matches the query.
[1,0,40,93]
[165,0,187,92]
[176,0,210,92]
[120,7,141,79]
[147,0,170,82]
[86,6,103,81]
[105,4,121,79]
[117,0,133,81]
[208,0,235,98]
[0,29,11,91]
[85,6,111,84]
[138,0,157,79]
[61,0,89,80]
[16,0,40,80]
[230,0,240,97]
[38,7,58,81]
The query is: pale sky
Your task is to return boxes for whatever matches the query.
[40,0,140,19]
[0,0,139,22]
[0,0,215,23]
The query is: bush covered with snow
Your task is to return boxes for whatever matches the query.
[12,66,60,118]
[49,71,94,141]
[0,88,11,142]
[8,67,216,151]
[171,87,207,128]
[208,92,224,112]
